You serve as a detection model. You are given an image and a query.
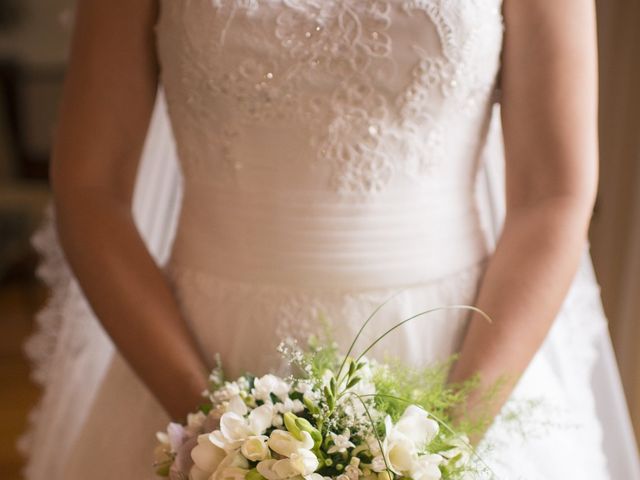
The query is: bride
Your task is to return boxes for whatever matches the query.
[20,0,640,478]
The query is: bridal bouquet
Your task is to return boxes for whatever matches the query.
[154,306,493,480]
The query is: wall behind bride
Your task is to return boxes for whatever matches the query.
[0,1,72,478]
[0,1,638,479]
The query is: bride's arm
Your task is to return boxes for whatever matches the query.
[449,0,599,426]
[51,0,208,420]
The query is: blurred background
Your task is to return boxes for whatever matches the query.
[0,1,638,478]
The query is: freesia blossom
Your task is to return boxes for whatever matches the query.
[257,449,319,480]
[193,451,250,480]
[441,435,472,467]
[241,435,270,461]
[190,434,226,477]
[268,429,315,456]
[211,403,274,452]
[410,454,444,480]
[381,406,439,475]
[256,429,319,480]
[253,374,291,403]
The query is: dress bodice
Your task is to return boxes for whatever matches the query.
[155,0,504,289]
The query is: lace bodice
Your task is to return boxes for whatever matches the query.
[156,0,503,195]
[155,0,504,289]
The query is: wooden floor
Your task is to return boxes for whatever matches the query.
[0,273,46,479]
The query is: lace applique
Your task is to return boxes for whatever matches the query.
[157,0,504,195]
[167,260,487,358]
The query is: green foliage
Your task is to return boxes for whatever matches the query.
[371,356,470,423]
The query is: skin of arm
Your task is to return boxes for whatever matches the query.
[50,0,208,421]
[448,0,599,433]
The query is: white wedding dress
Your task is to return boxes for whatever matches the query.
[19,1,640,479]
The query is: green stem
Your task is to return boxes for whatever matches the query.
[355,305,493,362]
[336,291,407,382]
[343,392,394,477]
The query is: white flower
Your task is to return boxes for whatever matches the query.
[257,449,319,480]
[212,382,242,406]
[337,475,351,480]
[237,376,251,391]
[203,452,250,480]
[191,433,226,474]
[391,405,440,447]
[289,448,320,476]
[272,414,284,428]
[190,465,212,480]
[371,455,387,473]
[186,411,207,433]
[381,406,439,475]
[258,429,319,480]
[441,435,472,467]
[410,454,443,480]
[367,436,382,456]
[226,395,249,416]
[218,466,251,480]
[241,435,270,461]
[296,381,321,404]
[345,456,362,480]
[275,398,305,414]
[253,374,291,403]
[327,429,355,454]
[383,427,416,474]
[211,403,274,451]
[268,430,314,457]
[321,370,334,388]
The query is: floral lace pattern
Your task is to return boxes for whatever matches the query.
[166,259,487,378]
[156,0,504,195]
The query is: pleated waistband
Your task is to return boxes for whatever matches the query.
[168,185,490,289]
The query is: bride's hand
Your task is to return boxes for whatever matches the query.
[51,0,208,421]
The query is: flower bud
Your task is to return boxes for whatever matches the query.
[245,468,266,480]
[283,412,304,441]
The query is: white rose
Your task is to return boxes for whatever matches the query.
[268,430,314,457]
[191,434,226,474]
[241,435,270,461]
